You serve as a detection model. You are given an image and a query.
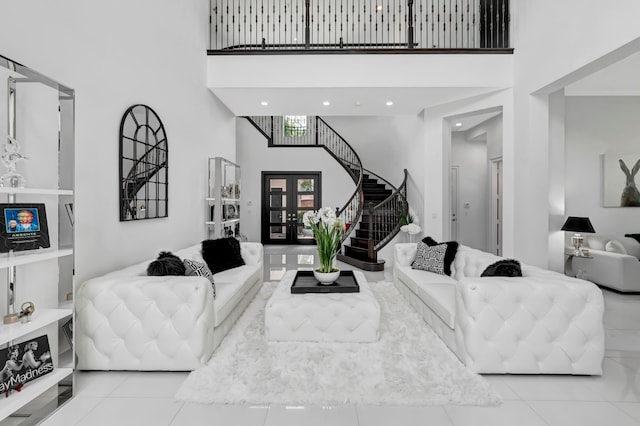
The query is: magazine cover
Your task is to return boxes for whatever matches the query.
[0,335,54,395]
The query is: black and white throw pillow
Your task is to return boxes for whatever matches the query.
[421,236,459,276]
[184,259,216,299]
[411,241,447,275]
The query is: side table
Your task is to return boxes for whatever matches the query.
[564,251,593,278]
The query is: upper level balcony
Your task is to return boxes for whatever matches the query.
[208,0,511,54]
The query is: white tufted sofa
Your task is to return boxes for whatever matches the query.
[393,243,605,375]
[75,242,263,371]
[572,234,640,292]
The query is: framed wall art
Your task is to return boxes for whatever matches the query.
[603,153,640,207]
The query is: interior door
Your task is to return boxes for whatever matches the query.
[262,172,320,244]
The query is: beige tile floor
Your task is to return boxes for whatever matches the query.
[30,246,640,425]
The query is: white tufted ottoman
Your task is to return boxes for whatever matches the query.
[265,270,381,342]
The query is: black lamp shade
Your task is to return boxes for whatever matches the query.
[561,216,595,233]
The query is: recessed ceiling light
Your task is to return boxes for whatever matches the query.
[455,122,463,127]
[376,5,383,11]
[323,101,331,106]
[385,101,393,106]
[260,101,269,106]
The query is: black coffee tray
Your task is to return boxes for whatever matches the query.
[291,270,360,294]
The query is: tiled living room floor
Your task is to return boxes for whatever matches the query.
[38,246,640,426]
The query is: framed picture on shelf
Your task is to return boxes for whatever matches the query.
[65,203,74,226]
[61,318,73,346]
[0,334,54,395]
[0,203,50,252]
[223,204,237,220]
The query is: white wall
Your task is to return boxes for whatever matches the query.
[236,119,353,243]
[565,96,640,236]
[0,0,236,283]
[514,1,640,95]
[510,0,640,267]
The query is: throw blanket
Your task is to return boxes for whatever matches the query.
[625,233,640,244]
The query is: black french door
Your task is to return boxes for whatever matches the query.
[262,172,321,244]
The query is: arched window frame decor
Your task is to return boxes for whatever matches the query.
[119,104,168,221]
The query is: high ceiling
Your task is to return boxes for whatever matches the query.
[212,87,502,117]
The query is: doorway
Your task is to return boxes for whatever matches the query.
[262,172,321,244]
[490,158,503,255]
[450,166,459,241]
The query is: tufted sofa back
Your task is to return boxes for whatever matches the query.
[450,245,503,280]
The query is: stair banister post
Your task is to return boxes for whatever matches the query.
[367,202,375,260]
[407,0,414,48]
[305,0,311,49]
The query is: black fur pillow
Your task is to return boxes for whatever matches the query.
[481,259,522,277]
[147,251,186,276]
[421,236,459,276]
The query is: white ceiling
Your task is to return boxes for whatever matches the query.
[212,86,503,116]
[450,110,502,132]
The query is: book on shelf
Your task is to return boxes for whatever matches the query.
[0,334,54,395]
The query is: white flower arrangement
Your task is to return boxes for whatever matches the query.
[303,207,346,273]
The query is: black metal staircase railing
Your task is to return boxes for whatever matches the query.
[121,147,167,219]
[246,115,364,241]
[209,0,510,52]
[366,168,408,252]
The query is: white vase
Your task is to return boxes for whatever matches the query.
[313,269,340,285]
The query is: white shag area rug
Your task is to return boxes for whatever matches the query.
[175,281,502,406]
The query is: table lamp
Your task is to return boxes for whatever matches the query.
[561,216,595,255]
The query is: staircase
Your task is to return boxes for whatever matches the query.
[339,170,407,271]
[245,116,408,271]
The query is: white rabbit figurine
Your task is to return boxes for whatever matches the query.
[619,158,640,207]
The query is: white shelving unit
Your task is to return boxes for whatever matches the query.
[207,157,241,239]
[0,55,75,423]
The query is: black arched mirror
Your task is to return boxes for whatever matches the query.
[119,104,168,221]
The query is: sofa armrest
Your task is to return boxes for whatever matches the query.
[76,275,215,370]
[241,242,263,267]
[573,250,640,292]
[454,276,604,374]
[393,243,417,268]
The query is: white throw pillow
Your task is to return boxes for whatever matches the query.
[605,240,627,254]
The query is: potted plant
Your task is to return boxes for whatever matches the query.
[302,207,345,284]
[399,210,422,243]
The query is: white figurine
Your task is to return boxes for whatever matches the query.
[1,135,27,187]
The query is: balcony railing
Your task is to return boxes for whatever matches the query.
[209,0,510,53]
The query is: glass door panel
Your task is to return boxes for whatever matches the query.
[268,179,287,240]
[262,172,320,244]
